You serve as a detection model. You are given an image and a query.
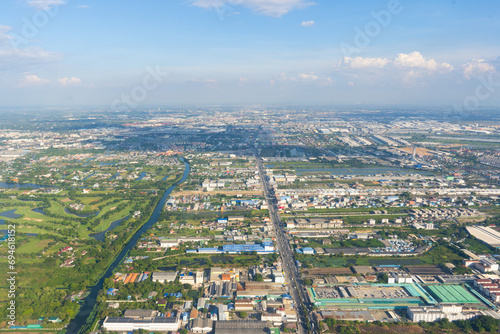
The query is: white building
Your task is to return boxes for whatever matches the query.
[103,317,180,332]
[160,238,179,248]
[152,271,178,283]
[475,258,499,273]
[407,305,476,322]
[191,318,213,333]
[273,271,285,284]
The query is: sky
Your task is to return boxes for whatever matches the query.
[0,0,499,108]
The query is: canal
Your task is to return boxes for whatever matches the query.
[65,159,190,333]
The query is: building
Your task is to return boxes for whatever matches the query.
[160,238,179,248]
[273,270,285,284]
[388,272,413,284]
[475,259,499,273]
[222,242,275,254]
[214,320,268,334]
[152,271,178,283]
[123,309,157,319]
[466,226,500,248]
[102,316,180,332]
[407,305,476,322]
[261,313,283,323]
[191,318,214,333]
[235,299,255,311]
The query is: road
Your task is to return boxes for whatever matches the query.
[255,154,317,334]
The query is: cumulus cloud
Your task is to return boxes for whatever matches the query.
[189,0,314,17]
[337,52,453,74]
[394,51,453,72]
[301,20,315,27]
[462,59,495,80]
[28,0,65,10]
[298,73,318,80]
[341,56,389,69]
[58,77,81,86]
[18,74,50,86]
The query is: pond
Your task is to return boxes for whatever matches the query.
[136,172,147,181]
[0,209,21,219]
[32,207,47,215]
[0,182,49,189]
[89,215,130,242]
[83,173,95,180]
[109,172,121,180]
[64,208,99,218]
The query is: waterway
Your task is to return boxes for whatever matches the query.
[89,215,130,242]
[66,159,190,333]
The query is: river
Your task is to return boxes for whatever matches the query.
[65,159,190,333]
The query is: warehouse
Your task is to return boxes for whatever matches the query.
[466,226,500,248]
[102,316,179,332]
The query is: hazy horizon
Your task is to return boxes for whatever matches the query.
[0,0,499,108]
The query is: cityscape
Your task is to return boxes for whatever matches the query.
[1,1,500,334]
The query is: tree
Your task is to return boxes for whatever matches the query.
[254,274,264,282]
[238,311,247,318]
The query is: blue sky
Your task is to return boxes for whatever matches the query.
[0,0,499,107]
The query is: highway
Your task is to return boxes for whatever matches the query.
[255,154,317,334]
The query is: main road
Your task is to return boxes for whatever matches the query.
[255,153,317,334]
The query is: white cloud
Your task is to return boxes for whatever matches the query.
[0,26,13,44]
[462,59,495,80]
[78,4,90,8]
[18,74,50,86]
[394,51,453,72]
[58,77,81,86]
[298,73,318,80]
[238,77,250,86]
[28,0,65,10]
[189,0,314,17]
[0,46,63,71]
[301,20,315,27]
[341,57,389,69]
